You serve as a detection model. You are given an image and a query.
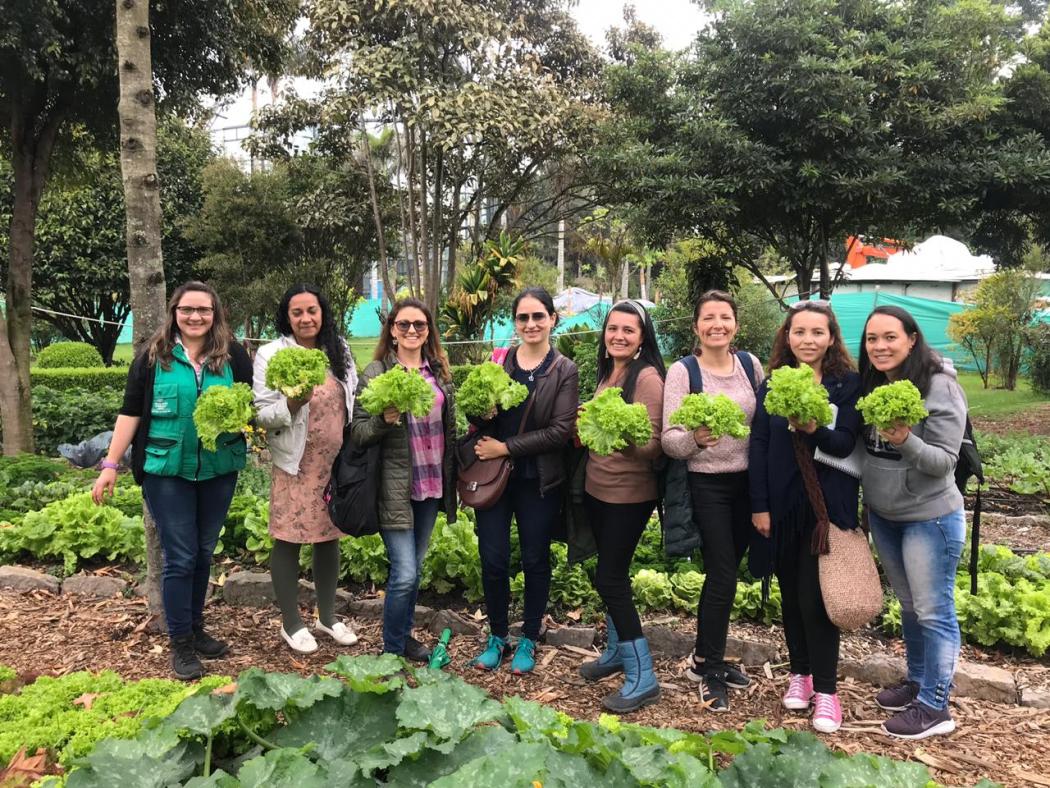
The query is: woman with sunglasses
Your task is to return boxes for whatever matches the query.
[92,282,252,680]
[351,298,457,663]
[859,306,967,740]
[253,284,359,654]
[469,287,579,674]
[661,289,763,712]
[578,300,665,712]
[749,301,861,734]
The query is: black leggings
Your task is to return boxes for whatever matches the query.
[776,524,840,694]
[584,493,655,642]
[689,471,751,670]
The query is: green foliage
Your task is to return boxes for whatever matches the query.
[30,367,129,393]
[359,367,435,419]
[856,380,929,431]
[420,513,483,601]
[35,342,104,369]
[764,365,833,427]
[339,534,389,585]
[1026,321,1050,394]
[668,393,750,438]
[732,276,783,364]
[0,454,66,486]
[0,493,144,574]
[558,329,599,403]
[193,384,256,452]
[240,499,273,566]
[577,387,652,455]
[29,386,123,456]
[983,446,1050,498]
[264,347,329,399]
[456,362,528,418]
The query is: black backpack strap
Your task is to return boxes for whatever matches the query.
[970,488,981,595]
[680,354,704,393]
[735,350,759,393]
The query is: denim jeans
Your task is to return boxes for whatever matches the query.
[475,478,561,640]
[868,508,965,710]
[380,497,440,654]
[142,472,238,638]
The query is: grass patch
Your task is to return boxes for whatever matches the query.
[958,370,1050,418]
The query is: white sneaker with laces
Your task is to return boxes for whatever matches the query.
[315,620,359,646]
[281,626,319,653]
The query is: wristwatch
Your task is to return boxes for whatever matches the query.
[100,460,119,471]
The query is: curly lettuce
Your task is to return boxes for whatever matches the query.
[856,380,928,430]
[359,366,436,419]
[193,383,255,451]
[763,364,833,427]
[457,361,528,417]
[264,347,329,399]
[668,392,749,438]
[577,387,652,456]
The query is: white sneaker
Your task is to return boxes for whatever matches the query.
[315,620,359,646]
[281,626,318,653]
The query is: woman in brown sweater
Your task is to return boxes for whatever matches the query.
[578,300,665,713]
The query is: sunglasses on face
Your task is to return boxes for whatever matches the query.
[394,320,428,333]
[175,306,214,317]
[515,311,549,324]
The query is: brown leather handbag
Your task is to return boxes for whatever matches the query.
[456,393,535,511]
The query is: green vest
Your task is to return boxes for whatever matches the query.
[144,345,247,481]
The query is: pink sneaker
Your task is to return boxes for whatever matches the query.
[812,692,842,733]
[782,673,814,711]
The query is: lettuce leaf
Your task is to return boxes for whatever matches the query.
[763,364,833,427]
[193,383,255,451]
[668,392,749,438]
[457,362,528,417]
[856,380,928,430]
[576,387,652,456]
[264,347,329,399]
[359,366,436,419]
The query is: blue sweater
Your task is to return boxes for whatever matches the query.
[749,370,863,535]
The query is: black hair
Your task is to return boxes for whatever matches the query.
[596,300,667,401]
[511,287,559,327]
[858,305,943,396]
[275,283,350,382]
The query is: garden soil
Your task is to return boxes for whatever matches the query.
[1,590,1047,787]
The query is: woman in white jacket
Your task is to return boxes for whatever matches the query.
[253,284,359,653]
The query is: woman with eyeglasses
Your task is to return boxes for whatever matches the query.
[577,300,665,712]
[350,298,457,664]
[661,289,763,712]
[253,284,359,654]
[749,301,861,734]
[469,287,579,674]
[92,282,252,680]
[858,306,967,740]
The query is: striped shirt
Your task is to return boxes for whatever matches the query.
[407,360,446,501]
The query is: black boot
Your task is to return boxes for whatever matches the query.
[171,633,205,680]
[192,623,229,659]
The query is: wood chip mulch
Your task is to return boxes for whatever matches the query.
[2,590,1049,787]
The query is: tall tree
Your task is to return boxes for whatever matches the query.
[0,0,296,453]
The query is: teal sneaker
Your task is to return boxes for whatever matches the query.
[510,637,537,674]
[471,635,508,671]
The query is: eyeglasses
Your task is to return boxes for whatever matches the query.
[394,320,428,333]
[789,299,830,310]
[175,306,214,317]
[515,311,549,324]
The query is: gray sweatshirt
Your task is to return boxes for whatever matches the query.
[861,360,968,521]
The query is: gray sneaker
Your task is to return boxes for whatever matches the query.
[875,680,919,711]
[882,701,956,739]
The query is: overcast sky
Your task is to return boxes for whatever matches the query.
[572,0,708,52]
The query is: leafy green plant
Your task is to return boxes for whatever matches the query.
[359,366,435,418]
[763,364,833,427]
[668,392,750,438]
[35,341,104,369]
[28,386,123,455]
[0,454,67,486]
[264,347,329,398]
[983,447,1050,499]
[856,380,928,430]
[193,383,255,451]
[421,514,482,600]
[456,361,528,417]
[577,387,652,455]
[632,568,675,610]
[340,534,389,585]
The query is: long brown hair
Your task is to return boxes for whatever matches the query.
[374,297,451,383]
[147,281,234,373]
[768,301,854,378]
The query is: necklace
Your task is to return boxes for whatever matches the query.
[518,348,552,382]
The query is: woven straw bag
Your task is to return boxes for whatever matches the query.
[818,524,883,631]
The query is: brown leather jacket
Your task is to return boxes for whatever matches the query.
[499,346,579,496]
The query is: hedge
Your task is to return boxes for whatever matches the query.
[30,367,129,393]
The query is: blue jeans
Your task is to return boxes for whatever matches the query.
[380,498,440,654]
[868,508,965,710]
[142,473,238,638]
[475,478,561,640]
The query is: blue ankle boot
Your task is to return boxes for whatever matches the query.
[601,637,661,713]
[579,615,623,681]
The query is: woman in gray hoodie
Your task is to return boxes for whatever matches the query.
[858,305,967,741]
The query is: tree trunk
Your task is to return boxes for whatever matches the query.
[557,219,565,293]
[429,148,444,310]
[116,0,168,632]
[359,120,395,313]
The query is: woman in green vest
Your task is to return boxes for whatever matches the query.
[92,281,252,680]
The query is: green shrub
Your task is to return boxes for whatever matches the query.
[30,367,129,393]
[450,364,473,391]
[30,386,123,455]
[1026,322,1050,394]
[0,454,66,486]
[34,341,104,369]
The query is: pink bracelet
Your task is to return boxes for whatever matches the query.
[100,460,119,471]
